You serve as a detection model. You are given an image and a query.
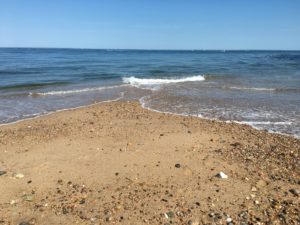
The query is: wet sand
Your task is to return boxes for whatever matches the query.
[0,101,299,225]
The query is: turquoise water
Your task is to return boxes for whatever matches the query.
[0,48,299,137]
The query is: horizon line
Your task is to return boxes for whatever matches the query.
[0,47,300,51]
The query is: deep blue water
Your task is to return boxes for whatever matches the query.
[0,48,299,137]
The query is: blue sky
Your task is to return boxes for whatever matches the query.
[0,0,300,50]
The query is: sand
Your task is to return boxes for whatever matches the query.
[0,101,299,225]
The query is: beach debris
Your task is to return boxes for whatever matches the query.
[289,188,300,197]
[0,171,7,176]
[216,171,228,179]
[14,173,25,179]
[174,163,181,168]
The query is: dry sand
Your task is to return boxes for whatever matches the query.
[0,101,299,225]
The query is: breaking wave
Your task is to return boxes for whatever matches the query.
[122,75,205,88]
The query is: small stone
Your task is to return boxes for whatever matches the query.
[19,218,36,225]
[14,173,24,179]
[90,217,97,222]
[28,218,36,225]
[0,171,7,176]
[10,200,17,205]
[105,216,113,222]
[57,179,63,184]
[175,163,181,168]
[254,200,260,205]
[289,188,300,197]
[62,207,68,214]
[187,219,199,225]
[165,211,175,219]
[256,180,267,188]
[19,222,29,225]
[22,194,34,202]
[251,186,257,192]
[216,172,228,179]
[226,217,233,223]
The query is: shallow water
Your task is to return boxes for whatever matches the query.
[0,48,299,137]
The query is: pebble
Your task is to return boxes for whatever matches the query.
[105,216,113,222]
[19,222,29,225]
[14,173,25,179]
[10,200,17,205]
[19,218,36,225]
[289,188,300,197]
[187,219,199,225]
[0,171,7,176]
[175,163,181,168]
[22,194,34,202]
[226,217,233,223]
[165,211,175,219]
[251,186,257,192]
[216,171,228,179]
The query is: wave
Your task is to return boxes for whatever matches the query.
[226,86,276,91]
[29,84,127,96]
[0,81,71,91]
[122,75,205,88]
[224,86,300,93]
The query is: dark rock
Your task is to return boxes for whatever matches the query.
[0,171,7,176]
[289,189,300,197]
[175,163,181,168]
[19,218,36,225]
[62,207,68,214]
[57,179,63,184]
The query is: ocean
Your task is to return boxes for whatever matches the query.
[0,48,299,137]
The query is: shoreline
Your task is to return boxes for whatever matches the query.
[1,98,299,141]
[0,101,299,224]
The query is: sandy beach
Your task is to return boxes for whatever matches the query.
[0,101,299,225]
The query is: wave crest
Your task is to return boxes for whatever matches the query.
[122,75,205,88]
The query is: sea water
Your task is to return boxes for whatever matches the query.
[0,48,299,137]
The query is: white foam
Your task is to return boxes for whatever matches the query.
[29,84,127,96]
[122,75,205,89]
[233,121,292,126]
[0,92,125,127]
[227,86,276,91]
